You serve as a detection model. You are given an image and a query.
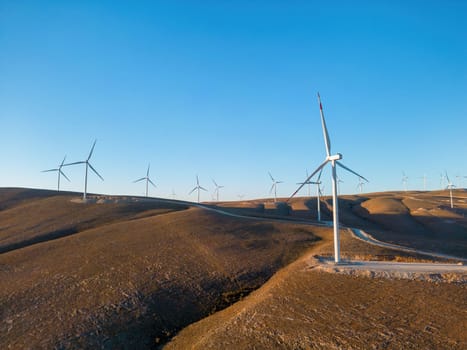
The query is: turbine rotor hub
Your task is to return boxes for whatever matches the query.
[328,153,342,161]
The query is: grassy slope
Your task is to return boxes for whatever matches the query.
[166,228,467,349]
[0,189,318,349]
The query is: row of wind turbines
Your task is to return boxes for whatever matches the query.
[42,93,464,264]
[401,171,466,191]
[42,147,227,203]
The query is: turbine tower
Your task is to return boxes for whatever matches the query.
[133,163,156,197]
[357,177,365,194]
[212,179,224,202]
[401,172,408,191]
[189,175,207,203]
[440,173,445,190]
[419,173,428,191]
[42,155,71,192]
[296,169,323,221]
[269,172,283,202]
[288,93,368,263]
[445,171,456,208]
[64,140,104,201]
[297,169,312,196]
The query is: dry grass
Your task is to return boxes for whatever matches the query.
[1,188,466,349]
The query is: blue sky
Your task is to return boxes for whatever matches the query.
[1,1,466,201]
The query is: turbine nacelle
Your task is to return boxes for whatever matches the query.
[327,153,342,161]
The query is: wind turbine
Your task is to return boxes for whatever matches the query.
[296,169,312,196]
[440,173,446,190]
[337,176,344,195]
[171,189,176,199]
[357,177,365,194]
[445,172,456,208]
[269,172,283,202]
[189,175,207,203]
[419,173,428,191]
[297,169,324,220]
[42,155,71,192]
[401,172,408,192]
[64,140,104,200]
[288,93,368,263]
[212,179,224,202]
[133,163,156,197]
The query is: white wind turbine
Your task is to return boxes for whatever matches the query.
[445,171,456,208]
[288,93,368,263]
[440,173,446,190]
[401,171,408,191]
[189,175,207,203]
[419,173,428,191]
[269,172,283,202]
[64,140,103,201]
[297,169,312,196]
[296,169,324,221]
[133,163,156,197]
[337,176,344,195]
[357,177,365,194]
[42,155,71,192]
[212,179,224,202]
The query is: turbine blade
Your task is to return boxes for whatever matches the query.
[336,161,368,182]
[212,179,218,187]
[88,163,104,181]
[268,171,274,182]
[270,184,275,194]
[63,161,85,166]
[189,187,197,195]
[317,93,331,157]
[147,164,150,177]
[133,177,146,183]
[445,171,451,183]
[200,186,208,192]
[317,168,323,181]
[60,170,71,182]
[148,179,157,188]
[42,168,59,172]
[60,155,67,167]
[288,159,329,202]
[87,139,97,160]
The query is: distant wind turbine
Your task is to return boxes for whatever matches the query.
[296,169,324,221]
[133,163,156,197]
[212,179,224,202]
[189,175,207,203]
[64,140,103,201]
[401,172,408,192]
[440,173,446,190]
[445,171,456,208]
[337,176,344,195]
[171,189,176,199]
[42,155,71,192]
[357,177,365,194]
[269,172,283,202]
[296,169,312,196]
[419,173,428,191]
[288,93,368,263]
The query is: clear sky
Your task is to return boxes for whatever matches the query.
[1,0,466,201]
